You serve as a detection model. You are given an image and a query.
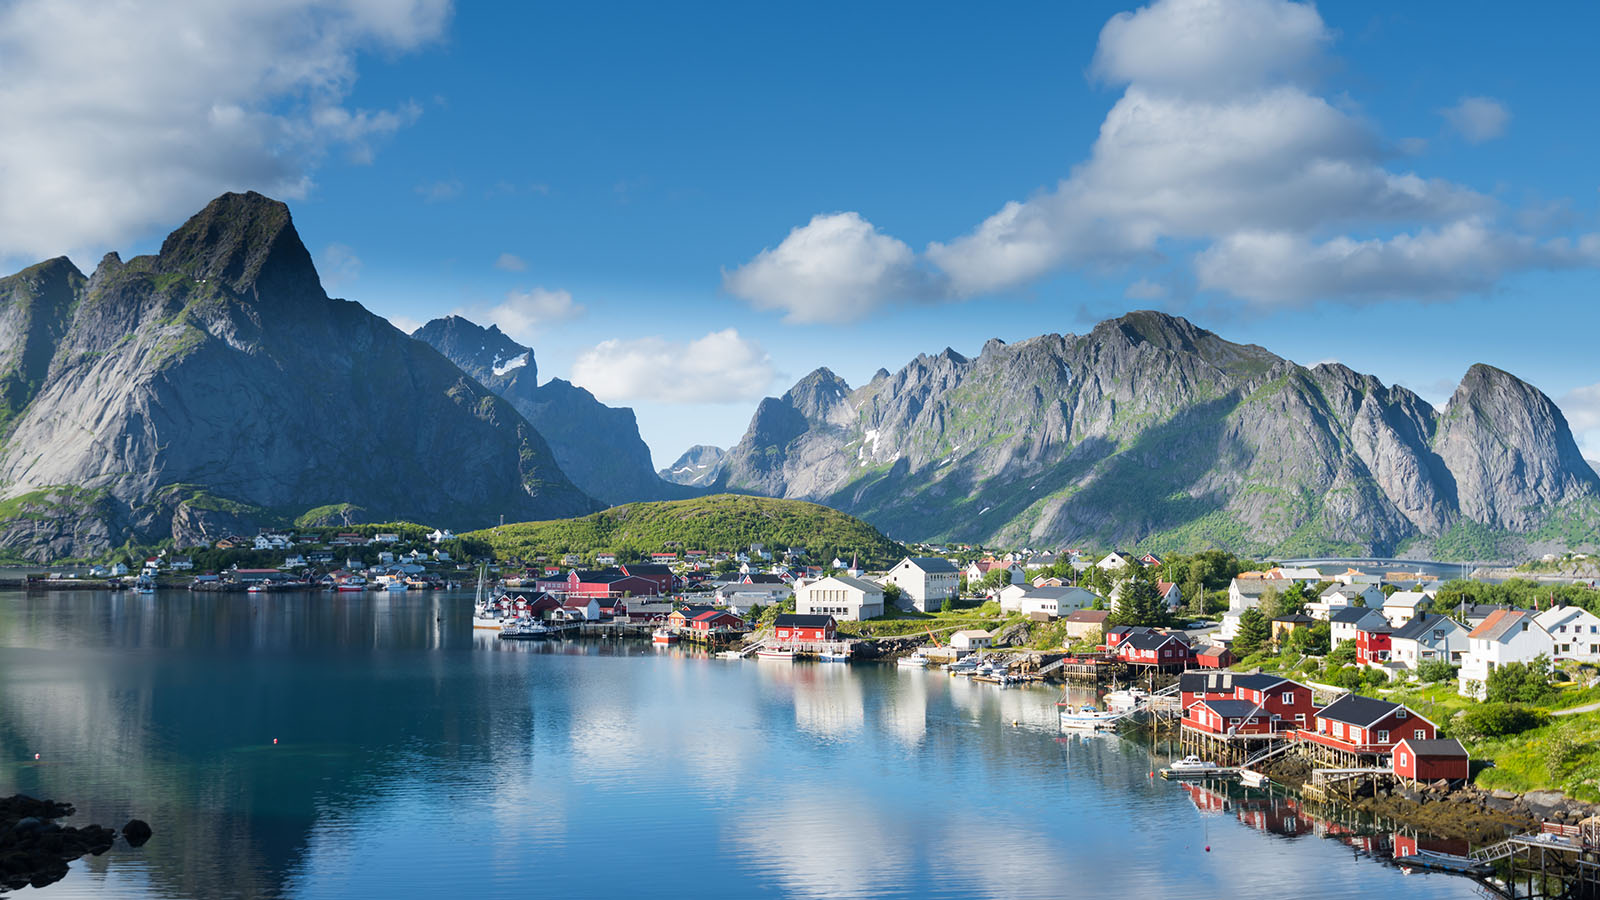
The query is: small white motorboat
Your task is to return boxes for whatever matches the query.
[756,647,795,661]
[1103,688,1149,712]
[819,647,850,662]
[1159,755,1230,779]
[896,654,930,668]
[498,618,553,640]
[1058,704,1122,730]
[1239,768,1270,787]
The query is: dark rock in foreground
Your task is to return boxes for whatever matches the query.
[0,794,134,892]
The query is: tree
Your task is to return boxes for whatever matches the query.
[1257,586,1282,621]
[1110,566,1172,628]
[1486,654,1556,704]
[940,597,954,613]
[1184,577,1205,618]
[1082,564,1111,600]
[981,568,1010,590]
[1415,658,1457,684]
[1231,608,1270,658]
[882,582,904,610]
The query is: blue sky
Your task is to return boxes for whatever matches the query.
[5,0,1600,467]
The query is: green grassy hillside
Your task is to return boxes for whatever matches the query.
[467,494,906,567]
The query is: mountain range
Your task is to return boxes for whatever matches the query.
[708,311,1600,560]
[0,192,595,560]
[2,193,1595,564]
[410,315,684,506]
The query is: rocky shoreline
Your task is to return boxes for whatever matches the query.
[0,794,150,891]
[1263,757,1594,844]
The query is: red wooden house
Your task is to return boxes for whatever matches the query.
[1178,673,1316,734]
[1302,694,1435,757]
[1114,630,1192,668]
[667,606,719,630]
[1194,645,1235,668]
[689,609,745,632]
[1392,737,1469,785]
[620,564,674,594]
[1103,625,1148,649]
[773,613,837,643]
[1184,699,1276,736]
[1354,620,1393,664]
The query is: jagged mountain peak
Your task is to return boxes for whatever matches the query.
[413,314,535,385]
[783,367,852,421]
[155,191,321,300]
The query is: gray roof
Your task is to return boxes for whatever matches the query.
[904,556,958,574]
[1231,578,1275,596]
[1391,613,1464,642]
[1317,693,1403,727]
[1025,586,1094,601]
[1064,609,1111,624]
[1397,738,1467,757]
[820,575,883,593]
[1330,606,1382,625]
[1321,583,1370,598]
[1199,699,1262,718]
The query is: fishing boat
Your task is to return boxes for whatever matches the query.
[385,578,408,592]
[1103,687,1149,712]
[896,653,930,668]
[246,583,268,594]
[948,657,981,675]
[1159,755,1236,779]
[1058,703,1122,730]
[336,575,367,592]
[133,575,156,594]
[471,566,507,629]
[651,627,678,645]
[819,646,851,662]
[756,646,795,661]
[498,617,552,641]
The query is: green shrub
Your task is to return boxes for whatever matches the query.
[1415,658,1458,684]
[1485,655,1555,704]
[1454,703,1551,740]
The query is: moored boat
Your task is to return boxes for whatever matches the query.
[896,653,930,668]
[498,617,552,640]
[1159,755,1234,779]
[652,627,678,645]
[819,646,850,662]
[337,575,367,592]
[1058,703,1122,730]
[756,646,794,661]
[1103,688,1148,712]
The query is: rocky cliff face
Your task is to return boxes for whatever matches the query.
[716,311,1600,558]
[659,445,726,487]
[0,192,597,559]
[412,315,684,506]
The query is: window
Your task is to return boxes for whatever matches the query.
[1295,713,1306,724]
[1398,752,1408,767]
[1376,730,1389,743]
[1415,729,1426,740]
[1396,709,1408,719]
[1281,692,1294,703]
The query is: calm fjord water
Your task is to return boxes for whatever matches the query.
[0,591,1475,899]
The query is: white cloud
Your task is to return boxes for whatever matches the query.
[1090,0,1330,96]
[1442,96,1510,143]
[1124,278,1168,300]
[722,212,931,323]
[387,314,424,335]
[476,288,584,343]
[494,252,528,272]
[0,0,449,263]
[1196,220,1600,304]
[570,330,777,404]
[729,0,1593,320]
[415,179,462,203]
[319,243,361,290]
[1560,383,1600,459]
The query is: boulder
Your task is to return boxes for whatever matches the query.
[121,819,152,848]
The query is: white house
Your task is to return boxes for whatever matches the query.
[794,575,885,621]
[1221,577,1276,639]
[373,533,400,544]
[1096,551,1136,572]
[109,562,129,577]
[559,598,601,621]
[950,629,992,651]
[254,533,291,551]
[282,555,307,569]
[1002,585,1097,617]
[1388,613,1470,669]
[1307,583,1385,620]
[1380,590,1433,627]
[1329,606,1391,648]
[427,528,454,543]
[879,557,960,612]
[168,557,194,571]
[965,560,1026,586]
[1459,609,1556,699]
[1534,605,1600,663]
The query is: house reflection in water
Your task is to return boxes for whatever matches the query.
[1180,783,1469,861]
